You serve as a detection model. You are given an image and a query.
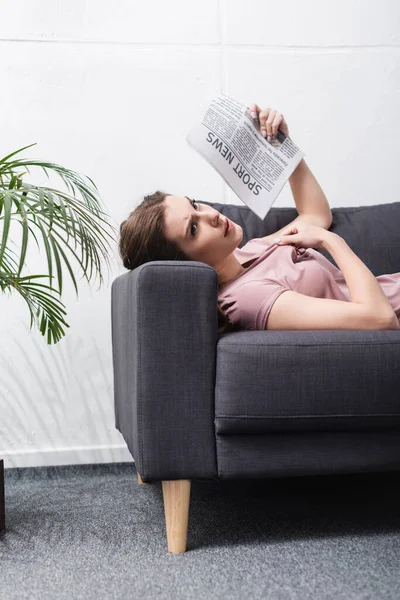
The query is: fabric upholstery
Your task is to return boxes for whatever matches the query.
[215,329,400,436]
[216,430,400,480]
[111,261,219,482]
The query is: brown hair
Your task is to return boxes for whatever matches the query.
[118,190,242,335]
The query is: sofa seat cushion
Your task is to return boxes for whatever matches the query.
[215,330,400,435]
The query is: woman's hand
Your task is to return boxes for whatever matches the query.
[274,221,328,250]
[248,103,290,141]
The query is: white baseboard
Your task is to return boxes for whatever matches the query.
[1,444,134,469]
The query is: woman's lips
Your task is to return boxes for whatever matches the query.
[225,219,232,236]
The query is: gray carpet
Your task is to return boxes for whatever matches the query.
[1,462,400,600]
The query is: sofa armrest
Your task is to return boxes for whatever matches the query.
[111,261,219,482]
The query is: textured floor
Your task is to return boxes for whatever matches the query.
[1,462,400,600]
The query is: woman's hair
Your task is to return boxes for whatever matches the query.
[118,190,242,335]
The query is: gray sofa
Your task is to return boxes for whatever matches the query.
[111,200,400,554]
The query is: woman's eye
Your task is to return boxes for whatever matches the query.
[191,200,199,236]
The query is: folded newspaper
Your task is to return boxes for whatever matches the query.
[186,94,305,221]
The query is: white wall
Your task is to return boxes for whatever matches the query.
[1,0,399,468]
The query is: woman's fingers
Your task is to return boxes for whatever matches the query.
[248,103,261,121]
[248,104,283,140]
[259,108,273,138]
[271,113,282,137]
[258,109,268,136]
[265,110,276,137]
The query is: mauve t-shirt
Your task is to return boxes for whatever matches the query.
[217,238,400,330]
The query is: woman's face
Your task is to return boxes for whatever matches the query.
[163,195,243,270]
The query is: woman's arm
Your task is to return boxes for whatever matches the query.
[321,231,399,328]
[247,104,332,226]
[289,159,332,227]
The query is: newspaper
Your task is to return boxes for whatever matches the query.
[186,94,305,221]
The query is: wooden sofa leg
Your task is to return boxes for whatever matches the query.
[162,480,191,554]
[138,473,151,485]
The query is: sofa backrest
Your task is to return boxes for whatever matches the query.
[201,200,400,277]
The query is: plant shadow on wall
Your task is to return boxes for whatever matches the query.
[0,323,115,466]
[0,143,117,344]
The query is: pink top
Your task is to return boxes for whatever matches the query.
[217,238,400,330]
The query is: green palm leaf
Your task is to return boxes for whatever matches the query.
[0,143,118,344]
[0,270,69,344]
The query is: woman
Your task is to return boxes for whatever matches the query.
[119,104,400,333]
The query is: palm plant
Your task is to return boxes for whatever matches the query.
[0,143,117,344]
